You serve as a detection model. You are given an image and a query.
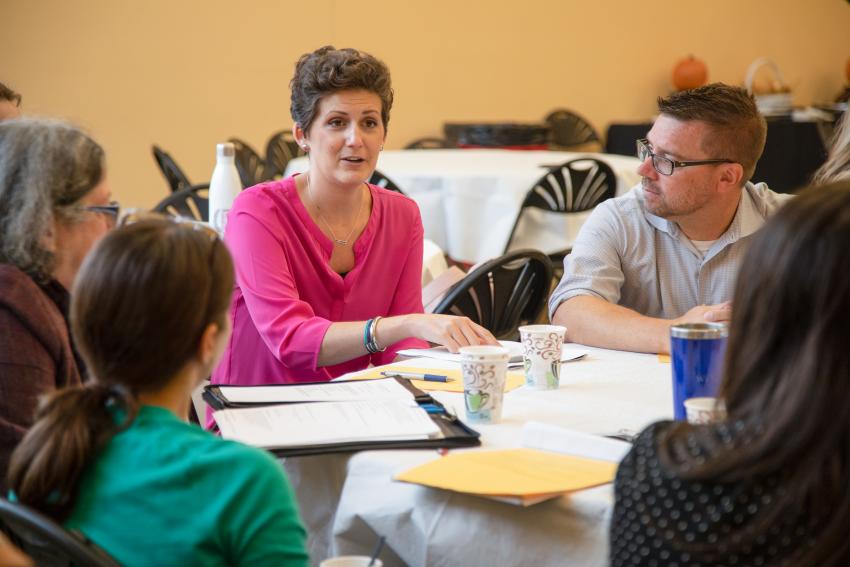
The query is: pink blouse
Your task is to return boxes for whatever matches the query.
[211,176,429,387]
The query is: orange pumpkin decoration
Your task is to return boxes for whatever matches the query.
[672,56,708,91]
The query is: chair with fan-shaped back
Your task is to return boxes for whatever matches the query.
[227,138,268,188]
[368,170,404,194]
[544,109,600,149]
[264,130,303,179]
[504,158,617,269]
[152,145,193,193]
[153,184,209,222]
[0,497,121,567]
[404,137,451,150]
[432,249,552,340]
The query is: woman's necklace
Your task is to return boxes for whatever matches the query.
[306,174,365,246]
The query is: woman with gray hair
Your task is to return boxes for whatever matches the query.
[812,110,850,185]
[0,118,117,490]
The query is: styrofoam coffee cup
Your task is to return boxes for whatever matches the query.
[319,556,384,567]
[684,397,726,424]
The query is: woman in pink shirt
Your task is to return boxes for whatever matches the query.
[212,46,497,387]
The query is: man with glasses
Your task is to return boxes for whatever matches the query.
[550,83,791,354]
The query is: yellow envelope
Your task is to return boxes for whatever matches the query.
[350,366,526,393]
[395,448,617,506]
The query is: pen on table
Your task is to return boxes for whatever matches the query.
[380,371,455,383]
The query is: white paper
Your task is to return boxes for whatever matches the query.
[398,340,525,363]
[521,421,631,463]
[215,400,441,449]
[399,341,588,367]
[217,377,415,404]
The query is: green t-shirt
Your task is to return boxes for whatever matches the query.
[65,405,309,566]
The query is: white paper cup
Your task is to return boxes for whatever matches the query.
[458,346,509,424]
[518,325,566,390]
[320,556,383,567]
[684,397,726,424]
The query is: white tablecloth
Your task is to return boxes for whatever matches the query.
[286,150,642,263]
[283,346,673,566]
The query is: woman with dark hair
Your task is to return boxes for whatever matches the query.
[610,181,850,566]
[213,46,497,390]
[0,118,117,491]
[7,218,309,566]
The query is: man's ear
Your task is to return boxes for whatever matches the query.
[717,163,745,194]
[197,322,220,366]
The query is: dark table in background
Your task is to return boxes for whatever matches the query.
[604,120,829,194]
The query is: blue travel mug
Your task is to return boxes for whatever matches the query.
[670,323,728,420]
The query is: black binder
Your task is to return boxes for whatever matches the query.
[203,377,481,457]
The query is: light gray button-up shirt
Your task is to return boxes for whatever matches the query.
[548,182,792,320]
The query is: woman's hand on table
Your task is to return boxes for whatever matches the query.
[408,314,499,353]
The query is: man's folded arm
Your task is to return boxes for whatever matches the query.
[552,295,733,354]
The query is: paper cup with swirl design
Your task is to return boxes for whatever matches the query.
[519,325,566,390]
[458,345,510,424]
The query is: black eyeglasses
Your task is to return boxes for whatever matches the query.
[84,201,121,219]
[637,139,736,176]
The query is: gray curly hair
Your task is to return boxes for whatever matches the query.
[0,118,104,282]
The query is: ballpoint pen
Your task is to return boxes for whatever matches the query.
[380,371,455,383]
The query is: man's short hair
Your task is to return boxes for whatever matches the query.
[0,82,22,106]
[657,83,766,183]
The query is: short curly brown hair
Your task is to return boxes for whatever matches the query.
[290,46,393,134]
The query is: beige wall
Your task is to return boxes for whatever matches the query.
[2,0,848,209]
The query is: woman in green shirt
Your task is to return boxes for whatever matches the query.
[7,217,309,566]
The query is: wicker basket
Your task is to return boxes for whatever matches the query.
[745,58,793,116]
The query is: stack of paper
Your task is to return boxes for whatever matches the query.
[398,340,525,363]
[395,448,617,506]
[397,341,589,368]
[349,365,527,393]
[215,400,440,449]
[394,421,631,506]
[217,377,416,404]
[213,379,441,449]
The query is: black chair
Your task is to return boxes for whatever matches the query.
[433,249,553,340]
[544,109,600,149]
[264,130,303,178]
[153,184,209,221]
[404,137,451,150]
[504,158,617,259]
[0,497,121,567]
[368,170,404,194]
[227,138,268,188]
[152,145,193,193]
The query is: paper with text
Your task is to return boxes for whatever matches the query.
[214,400,440,449]
[217,378,415,404]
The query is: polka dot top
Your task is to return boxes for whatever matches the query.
[610,421,818,567]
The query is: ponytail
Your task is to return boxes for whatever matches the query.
[6,384,136,522]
